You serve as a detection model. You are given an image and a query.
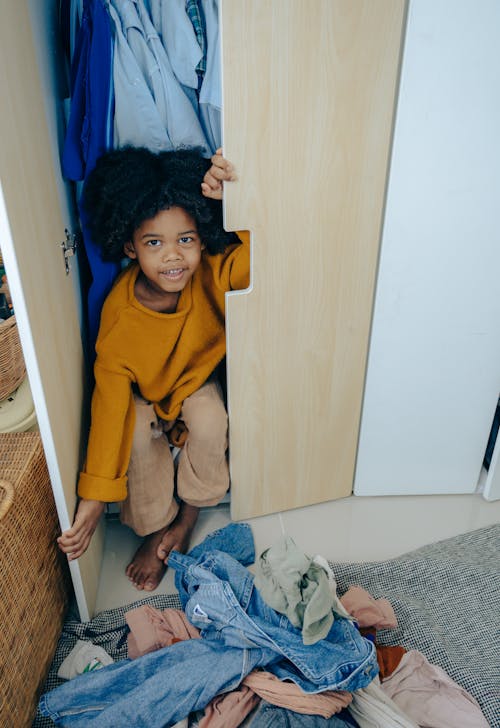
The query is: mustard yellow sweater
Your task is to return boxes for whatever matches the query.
[78,232,250,502]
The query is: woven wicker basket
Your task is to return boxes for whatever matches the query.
[0,316,26,400]
[0,432,70,726]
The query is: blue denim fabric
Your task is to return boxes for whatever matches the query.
[39,524,377,726]
[171,524,378,693]
[39,638,280,727]
[248,702,360,727]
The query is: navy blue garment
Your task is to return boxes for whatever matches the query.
[248,702,361,727]
[62,0,113,182]
[62,0,119,354]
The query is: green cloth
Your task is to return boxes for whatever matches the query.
[254,536,349,645]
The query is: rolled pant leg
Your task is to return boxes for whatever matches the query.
[120,395,179,536]
[177,379,229,507]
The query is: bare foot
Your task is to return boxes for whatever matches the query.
[157,503,200,565]
[125,528,169,591]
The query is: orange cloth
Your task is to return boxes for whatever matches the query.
[376,644,407,680]
[242,670,352,718]
[78,232,249,501]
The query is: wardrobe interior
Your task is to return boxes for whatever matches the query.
[0,0,499,624]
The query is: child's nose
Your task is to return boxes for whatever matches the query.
[163,242,182,260]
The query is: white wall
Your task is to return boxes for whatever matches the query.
[354,0,500,496]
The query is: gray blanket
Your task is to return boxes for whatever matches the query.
[33,524,500,727]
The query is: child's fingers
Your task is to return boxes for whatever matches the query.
[212,161,236,180]
[203,171,223,190]
[210,150,236,177]
[58,530,90,559]
[201,182,223,200]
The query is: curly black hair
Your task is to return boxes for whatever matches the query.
[82,146,238,262]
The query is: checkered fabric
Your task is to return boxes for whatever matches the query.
[33,525,499,727]
[329,524,500,728]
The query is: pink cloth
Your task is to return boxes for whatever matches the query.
[381,650,489,728]
[125,606,200,659]
[340,585,398,629]
[242,670,352,718]
[198,685,259,728]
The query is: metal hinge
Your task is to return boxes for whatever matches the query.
[60,229,78,274]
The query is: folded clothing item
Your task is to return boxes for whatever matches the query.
[57,640,114,680]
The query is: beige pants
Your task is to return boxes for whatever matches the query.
[120,379,229,536]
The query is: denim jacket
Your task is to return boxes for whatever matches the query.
[170,523,378,693]
[39,524,378,727]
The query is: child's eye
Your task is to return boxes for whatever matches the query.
[146,239,162,247]
[178,236,194,245]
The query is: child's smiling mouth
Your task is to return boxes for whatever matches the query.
[161,268,185,280]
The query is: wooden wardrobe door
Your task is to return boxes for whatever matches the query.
[221,0,406,519]
[0,2,103,621]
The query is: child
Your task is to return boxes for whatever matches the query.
[57,147,248,591]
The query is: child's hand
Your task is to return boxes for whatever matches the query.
[201,148,237,200]
[57,498,105,560]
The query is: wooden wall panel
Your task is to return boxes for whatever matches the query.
[221,0,406,519]
[0,1,101,620]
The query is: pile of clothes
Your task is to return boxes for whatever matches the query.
[39,524,489,727]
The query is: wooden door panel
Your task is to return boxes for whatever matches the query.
[221,0,406,519]
[0,1,102,620]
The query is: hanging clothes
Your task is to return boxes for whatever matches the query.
[108,0,211,154]
[62,0,119,355]
[199,0,222,152]
[61,0,221,353]
[152,0,205,115]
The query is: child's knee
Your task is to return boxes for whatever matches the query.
[182,391,228,443]
[184,397,228,446]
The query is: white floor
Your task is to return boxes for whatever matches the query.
[95,490,500,614]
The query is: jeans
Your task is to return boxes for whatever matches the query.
[39,525,377,726]
[39,639,280,727]
[171,524,378,693]
[248,701,360,727]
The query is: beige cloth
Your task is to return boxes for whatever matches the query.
[381,650,489,728]
[349,677,419,728]
[120,378,229,535]
[340,586,398,629]
[242,670,352,718]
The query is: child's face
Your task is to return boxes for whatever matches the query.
[124,207,204,296]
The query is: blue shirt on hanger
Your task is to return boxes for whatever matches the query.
[109,0,210,154]
[199,0,221,152]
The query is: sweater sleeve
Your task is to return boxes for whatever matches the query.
[77,363,135,502]
[228,230,251,290]
[209,230,250,292]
